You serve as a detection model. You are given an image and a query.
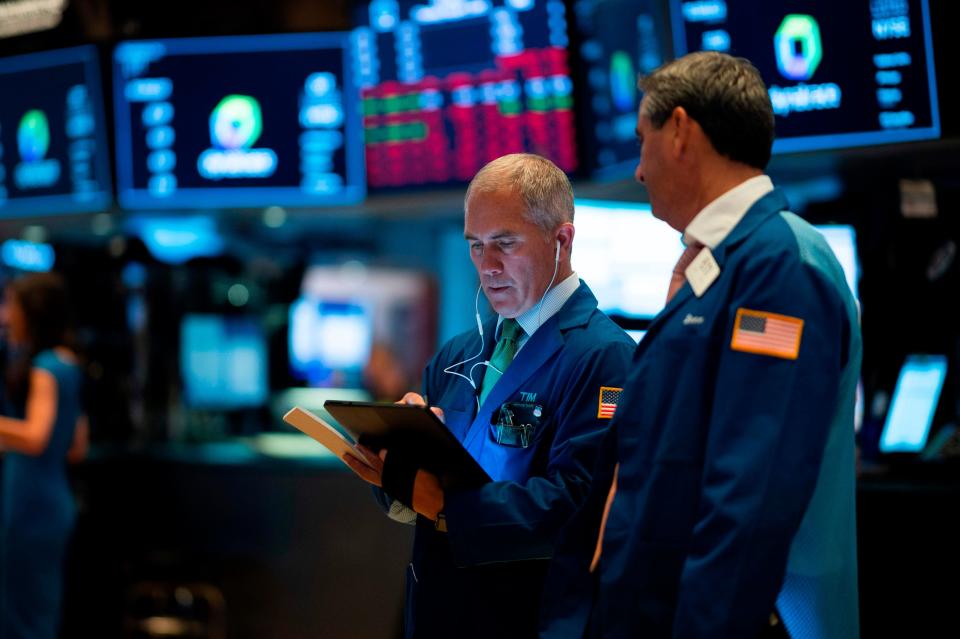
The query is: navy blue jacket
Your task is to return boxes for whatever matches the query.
[395,282,634,639]
[540,189,862,639]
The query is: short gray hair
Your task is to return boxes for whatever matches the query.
[464,153,574,234]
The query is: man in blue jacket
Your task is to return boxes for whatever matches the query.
[345,153,635,638]
[540,52,861,639]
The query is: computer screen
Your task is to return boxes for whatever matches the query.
[180,314,269,409]
[670,0,940,152]
[571,0,666,178]
[290,265,436,393]
[814,224,860,301]
[576,201,861,321]
[574,199,684,320]
[352,0,577,188]
[113,33,364,209]
[0,46,112,217]
[879,354,948,454]
[289,298,373,388]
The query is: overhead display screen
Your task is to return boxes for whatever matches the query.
[571,0,666,178]
[0,46,112,217]
[353,0,578,188]
[113,33,364,209]
[671,0,940,153]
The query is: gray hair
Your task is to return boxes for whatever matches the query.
[639,51,775,170]
[464,153,574,234]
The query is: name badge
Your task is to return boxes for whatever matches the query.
[490,402,543,448]
[685,247,720,297]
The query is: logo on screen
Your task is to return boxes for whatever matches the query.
[13,109,61,190]
[198,94,277,180]
[210,95,263,150]
[17,110,50,162]
[774,15,823,81]
[609,51,636,112]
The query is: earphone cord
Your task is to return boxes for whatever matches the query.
[443,240,561,404]
[536,244,561,329]
[442,284,487,391]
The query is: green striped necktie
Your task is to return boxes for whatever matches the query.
[478,318,523,406]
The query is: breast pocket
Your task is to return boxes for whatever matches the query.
[488,402,544,449]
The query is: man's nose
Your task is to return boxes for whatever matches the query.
[479,249,502,275]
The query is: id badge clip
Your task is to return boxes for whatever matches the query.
[490,402,543,448]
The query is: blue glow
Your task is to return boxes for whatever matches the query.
[300,103,344,127]
[874,51,911,67]
[114,42,167,79]
[411,0,491,25]
[146,126,175,149]
[872,16,910,39]
[875,70,902,85]
[370,0,401,32]
[879,110,915,128]
[14,159,61,189]
[197,149,278,180]
[142,102,174,126]
[181,314,268,409]
[124,78,173,102]
[148,173,176,196]
[877,87,903,108]
[682,0,727,22]
[880,354,947,453]
[129,215,224,264]
[1,239,55,272]
[147,149,176,172]
[768,83,842,117]
[306,72,337,97]
[701,29,730,51]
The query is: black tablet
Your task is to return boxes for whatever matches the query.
[324,400,491,489]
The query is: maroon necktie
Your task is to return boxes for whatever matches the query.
[666,241,705,303]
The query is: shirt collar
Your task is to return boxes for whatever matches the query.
[496,271,580,342]
[683,175,774,249]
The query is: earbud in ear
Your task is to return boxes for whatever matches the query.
[554,240,561,262]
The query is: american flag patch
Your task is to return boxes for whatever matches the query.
[598,387,622,419]
[730,308,804,360]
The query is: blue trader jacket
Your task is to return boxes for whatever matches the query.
[387,282,634,639]
[540,189,862,639]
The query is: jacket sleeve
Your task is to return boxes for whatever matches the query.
[442,336,635,566]
[671,254,853,638]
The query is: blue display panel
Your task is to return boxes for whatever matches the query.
[180,314,269,409]
[113,33,364,209]
[571,0,666,178]
[879,354,947,454]
[574,199,683,320]
[289,298,373,388]
[575,199,860,320]
[671,0,940,153]
[352,0,577,188]
[0,46,112,217]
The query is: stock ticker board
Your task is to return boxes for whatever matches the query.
[353,0,578,188]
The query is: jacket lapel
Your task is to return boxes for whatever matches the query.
[462,283,597,456]
[643,188,789,342]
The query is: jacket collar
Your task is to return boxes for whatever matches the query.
[642,188,790,341]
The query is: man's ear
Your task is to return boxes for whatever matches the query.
[670,106,693,159]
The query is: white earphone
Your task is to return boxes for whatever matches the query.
[443,237,563,398]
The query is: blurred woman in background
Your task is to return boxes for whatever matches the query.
[0,272,87,639]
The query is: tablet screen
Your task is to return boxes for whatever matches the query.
[879,354,948,454]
